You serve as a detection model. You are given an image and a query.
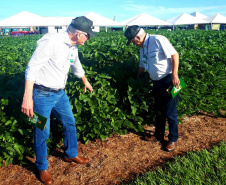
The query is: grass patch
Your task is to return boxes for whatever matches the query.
[125,141,226,185]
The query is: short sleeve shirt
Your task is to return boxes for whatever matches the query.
[139,34,177,81]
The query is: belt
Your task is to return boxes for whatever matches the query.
[33,84,62,93]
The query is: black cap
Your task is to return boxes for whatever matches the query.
[124,25,140,46]
[71,16,97,37]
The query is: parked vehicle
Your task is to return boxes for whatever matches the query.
[10,30,39,36]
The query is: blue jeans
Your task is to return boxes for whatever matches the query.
[33,88,78,171]
[152,74,179,142]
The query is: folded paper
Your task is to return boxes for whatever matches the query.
[22,111,47,130]
[166,78,186,98]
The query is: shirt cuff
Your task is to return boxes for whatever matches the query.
[73,70,85,78]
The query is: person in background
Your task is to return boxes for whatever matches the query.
[21,16,96,184]
[124,25,180,152]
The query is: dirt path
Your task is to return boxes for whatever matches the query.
[0,112,225,185]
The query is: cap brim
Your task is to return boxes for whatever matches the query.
[88,30,97,37]
[126,39,132,46]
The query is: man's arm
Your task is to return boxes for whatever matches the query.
[136,67,145,79]
[171,52,180,86]
[21,80,35,117]
[81,75,93,93]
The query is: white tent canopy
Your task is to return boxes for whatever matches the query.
[120,13,171,26]
[204,13,226,24]
[0,11,73,28]
[1,11,226,32]
[0,11,42,28]
[0,11,122,33]
[40,16,73,26]
[190,11,208,20]
[166,13,209,25]
[0,11,121,28]
[84,12,121,26]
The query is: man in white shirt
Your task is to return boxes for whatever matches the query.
[21,16,96,184]
[124,25,180,152]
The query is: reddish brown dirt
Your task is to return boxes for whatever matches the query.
[0,112,225,185]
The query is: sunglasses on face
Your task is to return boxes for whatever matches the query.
[81,32,90,40]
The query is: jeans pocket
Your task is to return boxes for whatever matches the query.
[33,89,51,97]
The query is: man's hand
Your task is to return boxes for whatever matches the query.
[21,96,34,117]
[171,53,180,87]
[81,75,93,93]
[84,81,93,93]
[172,75,180,87]
[21,80,34,117]
[136,67,145,80]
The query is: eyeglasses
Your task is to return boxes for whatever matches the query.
[81,32,90,40]
[131,38,137,44]
[131,36,139,44]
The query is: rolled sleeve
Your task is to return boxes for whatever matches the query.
[139,59,145,69]
[25,64,37,82]
[71,50,85,78]
[139,48,145,68]
[71,63,85,78]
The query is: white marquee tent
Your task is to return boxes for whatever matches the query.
[0,11,74,27]
[204,13,226,24]
[120,13,171,26]
[190,11,208,20]
[0,11,121,33]
[84,12,121,26]
[166,13,209,25]
[0,11,43,28]
[39,16,73,26]
[0,11,73,33]
[84,12,121,32]
[1,11,226,34]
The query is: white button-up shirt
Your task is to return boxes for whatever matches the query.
[25,32,85,89]
[139,34,177,81]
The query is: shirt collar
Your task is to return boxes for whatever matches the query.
[63,31,73,46]
[143,33,150,48]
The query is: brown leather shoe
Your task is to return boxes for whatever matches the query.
[39,170,53,184]
[144,134,159,142]
[63,156,89,164]
[166,141,176,152]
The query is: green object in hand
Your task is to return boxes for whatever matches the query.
[166,78,186,98]
[23,111,47,130]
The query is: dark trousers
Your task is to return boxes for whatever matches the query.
[152,74,179,142]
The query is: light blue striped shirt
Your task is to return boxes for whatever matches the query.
[139,34,177,81]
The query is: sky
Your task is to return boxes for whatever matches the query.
[1,0,226,22]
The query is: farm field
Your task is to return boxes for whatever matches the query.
[0,30,225,184]
[0,113,225,184]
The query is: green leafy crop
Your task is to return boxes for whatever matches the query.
[0,30,225,166]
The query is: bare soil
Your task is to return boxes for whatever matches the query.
[0,111,225,185]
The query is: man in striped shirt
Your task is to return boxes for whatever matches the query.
[124,25,180,153]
